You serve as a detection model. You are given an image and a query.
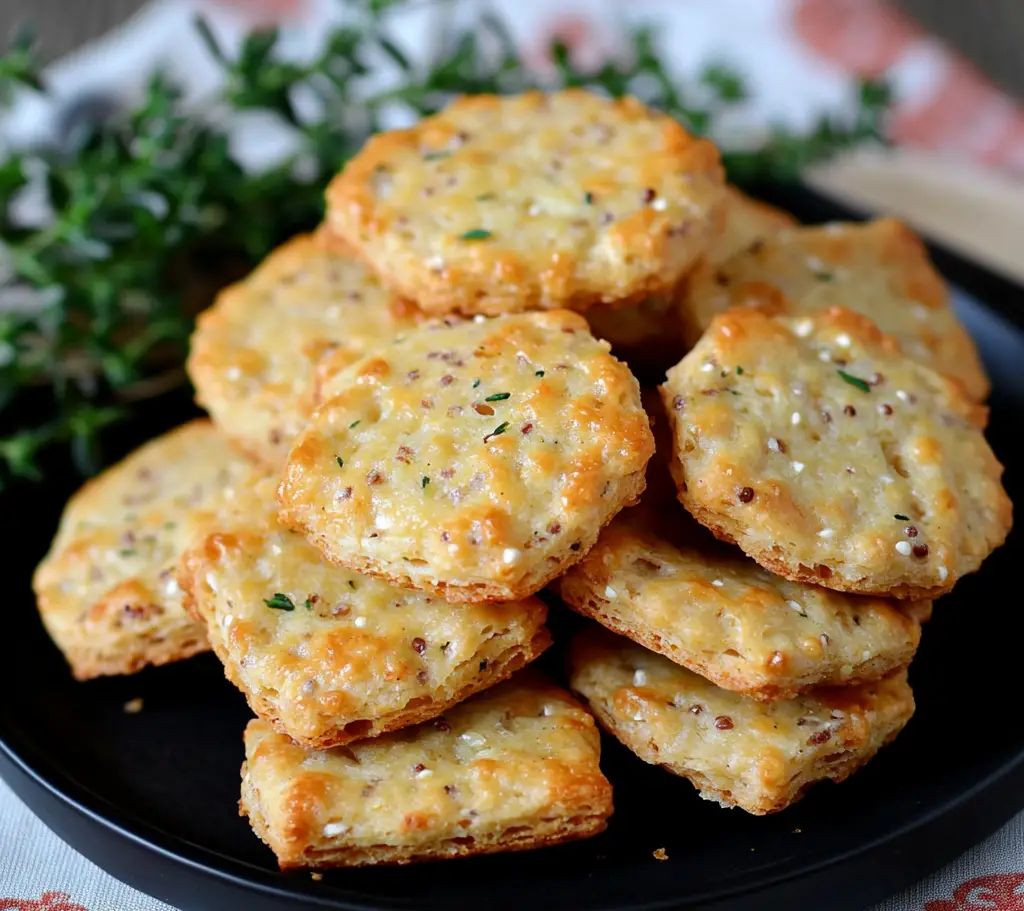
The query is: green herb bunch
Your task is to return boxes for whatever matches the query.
[0,2,891,487]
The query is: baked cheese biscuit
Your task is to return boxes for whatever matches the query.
[240,673,613,868]
[179,478,551,748]
[278,310,654,602]
[704,186,798,266]
[188,231,422,467]
[585,291,684,378]
[569,627,914,814]
[33,420,255,679]
[660,306,1011,599]
[326,90,724,316]
[681,218,989,400]
[585,189,794,373]
[557,511,924,701]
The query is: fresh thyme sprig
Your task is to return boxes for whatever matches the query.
[0,1,891,487]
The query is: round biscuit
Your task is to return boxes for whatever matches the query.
[32,420,256,679]
[704,185,798,267]
[680,217,989,400]
[187,232,422,467]
[585,289,685,379]
[660,305,1011,599]
[278,310,654,601]
[326,89,725,316]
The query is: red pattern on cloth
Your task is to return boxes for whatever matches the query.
[0,894,88,911]
[792,0,1024,173]
[925,873,1024,910]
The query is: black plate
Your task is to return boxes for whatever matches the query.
[3,186,1024,911]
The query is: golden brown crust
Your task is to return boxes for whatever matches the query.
[557,510,924,701]
[179,478,551,747]
[187,231,422,468]
[278,310,654,602]
[680,218,989,400]
[568,627,914,814]
[32,420,256,679]
[585,287,687,378]
[239,673,613,868]
[326,90,725,316]
[705,186,799,267]
[660,306,1011,599]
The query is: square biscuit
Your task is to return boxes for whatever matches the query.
[240,672,613,868]
[569,627,914,815]
[32,420,255,679]
[179,478,551,748]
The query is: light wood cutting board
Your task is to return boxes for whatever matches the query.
[809,148,1024,285]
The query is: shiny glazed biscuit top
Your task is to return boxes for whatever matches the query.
[278,310,654,600]
[326,90,725,315]
[179,478,549,745]
[681,218,989,399]
[188,232,422,467]
[661,306,1010,599]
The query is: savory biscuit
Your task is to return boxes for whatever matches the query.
[32,420,255,679]
[585,188,794,373]
[557,511,924,701]
[680,218,989,400]
[179,478,551,748]
[240,673,613,868]
[704,185,798,266]
[278,310,654,602]
[326,89,725,316]
[660,306,1011,599]
[569,627,914,814]
[585,291,684,378]
[188,231,422,467]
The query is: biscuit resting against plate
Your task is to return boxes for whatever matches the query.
[240,672,613,868]
[278,310,654,602]
[660,306,1011,599]
[680,217,989,400]
[187,231,422,467]
[33,420,254,679]
[179,478,551,748]
[569,627,914,814]
[557,504,925,701]
[325,89,725,316]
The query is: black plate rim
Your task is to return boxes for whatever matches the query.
[4,182,1024,911]
[4,711,1024,911]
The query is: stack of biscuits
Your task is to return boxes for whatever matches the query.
[33,89,1011,870]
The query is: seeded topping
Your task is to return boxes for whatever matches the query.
[421,476,430,489]
[460,229,492,241]
[411,637,427,655]
[349,420,361,429]
[485,392,511,402]
[894,514,909,521]
[336,456,344,468]
[714,716,734,731]
[912,543,929,558]
[737,487,755,503]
